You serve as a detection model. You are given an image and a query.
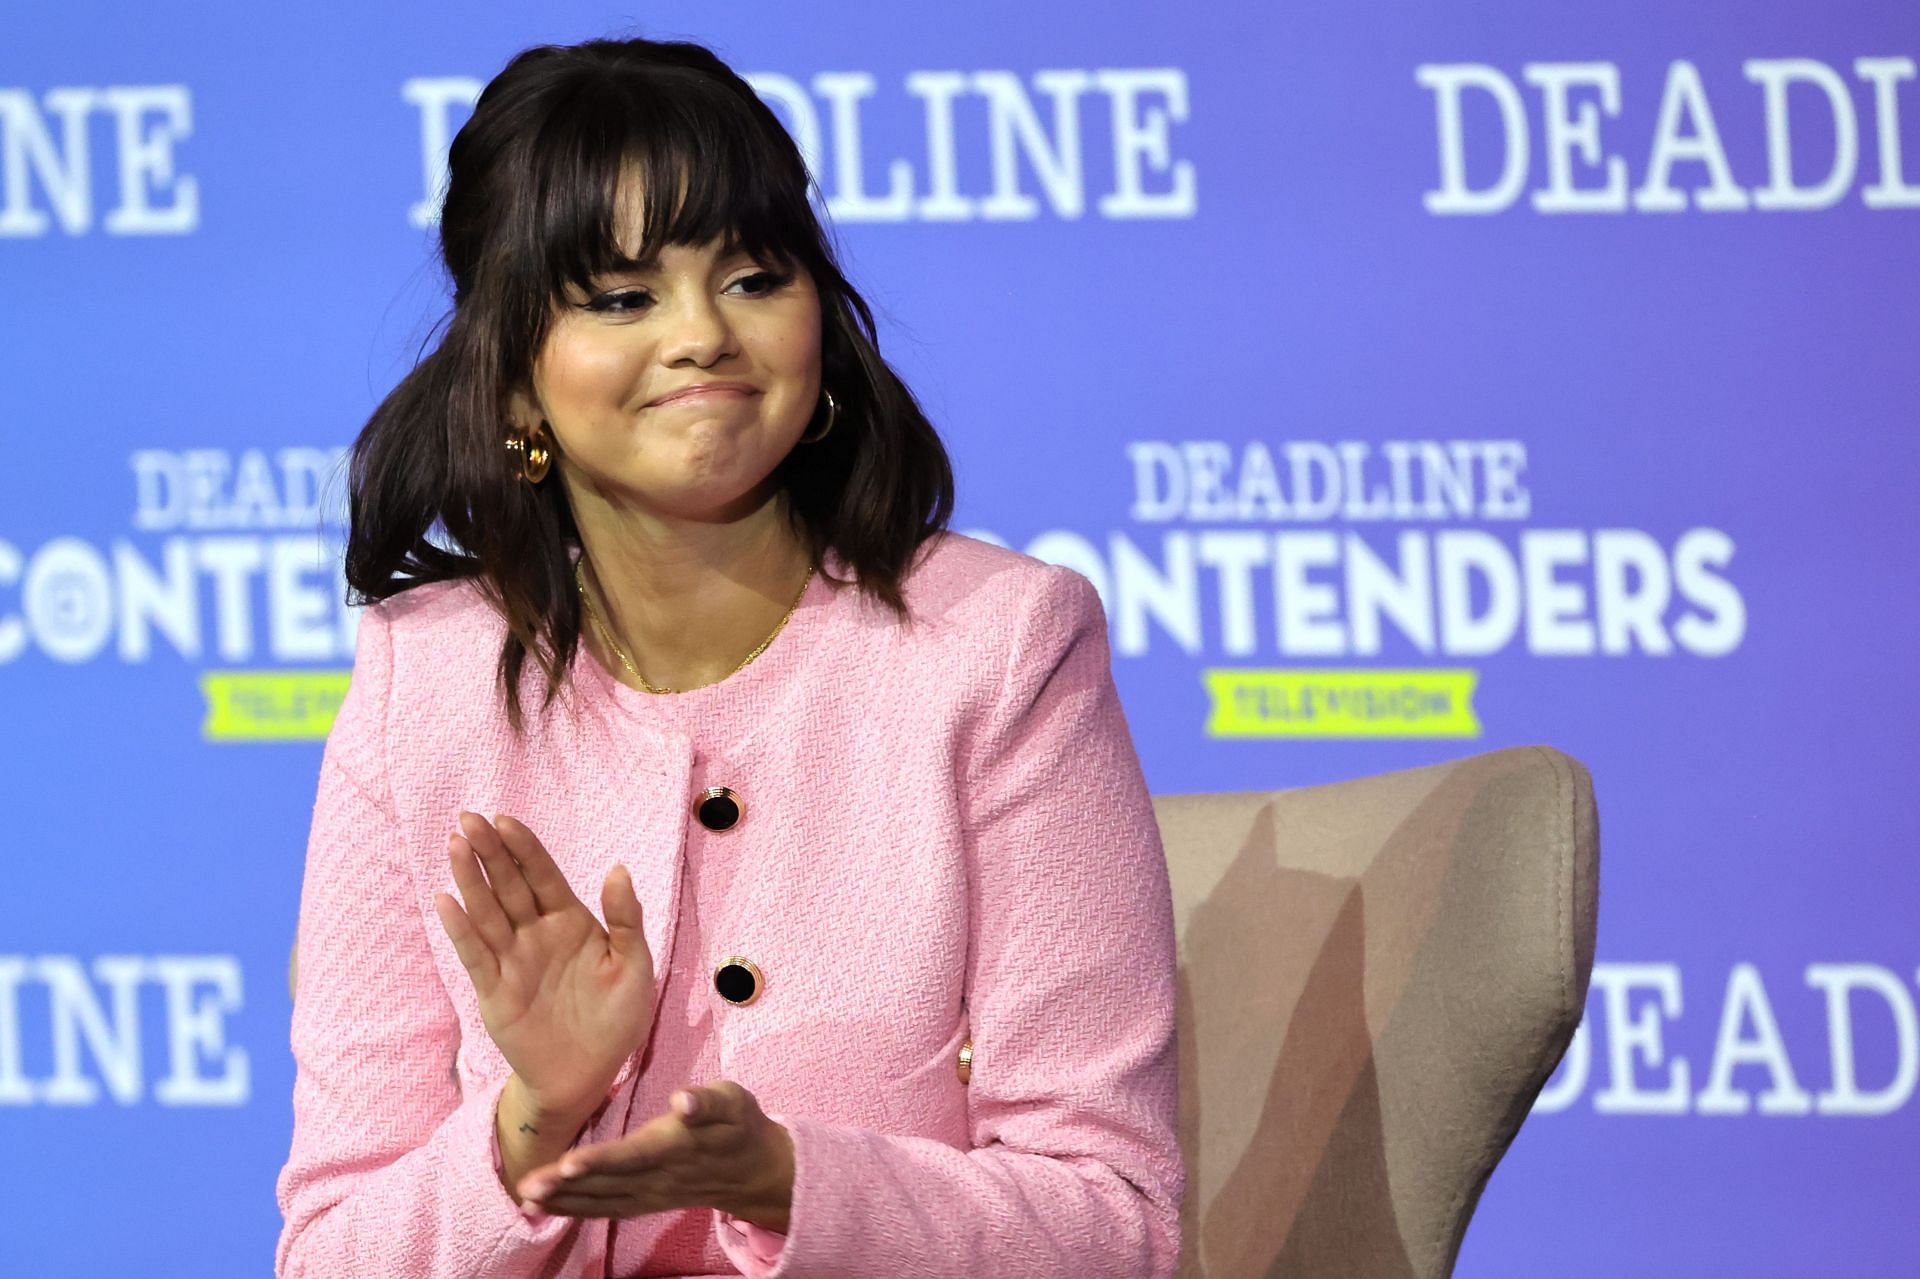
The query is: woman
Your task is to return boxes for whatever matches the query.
[275,33,1182,1279]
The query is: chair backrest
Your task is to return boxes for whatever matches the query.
[1155,744,1598,1278]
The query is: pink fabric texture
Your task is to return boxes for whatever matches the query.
[274,530,1183,1277]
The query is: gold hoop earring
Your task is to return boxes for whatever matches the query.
[799,389,837,444]
[506,420,552,484]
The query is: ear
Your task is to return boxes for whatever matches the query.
[505,381,544,431]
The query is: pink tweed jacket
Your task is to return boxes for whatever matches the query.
[274,530,1182,1277]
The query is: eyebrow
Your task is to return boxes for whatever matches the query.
[597,252,660,275]
[594,242,762,276]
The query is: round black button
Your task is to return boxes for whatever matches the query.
[694,786,743,832]
[714,957,763,1006]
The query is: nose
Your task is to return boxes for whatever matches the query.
[656,286,737,368]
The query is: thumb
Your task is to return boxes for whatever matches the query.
[601,863,646,960]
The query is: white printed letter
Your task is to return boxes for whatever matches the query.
[1744,59,1858,211]
[1807,964,1918,1116]
[1696,963,1814,1115]
[1523,63,1628,213]
[1416,64,1528,215]
[1591,963,1692,1114]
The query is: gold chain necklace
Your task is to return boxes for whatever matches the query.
[574,555,814,695]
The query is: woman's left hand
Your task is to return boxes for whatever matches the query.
[517,1080,796,1232]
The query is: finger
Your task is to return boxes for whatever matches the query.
[561,1120,733,1185]
[517,1161,656,1206]
[447,835,514,951]
[602,864,647,962]
[516,1158,570,1198]
[494,814,582,916]
[459,811,540,926]
[539,1189,663,1219]
[534,1163,691,1213]
[544,1163,678,1200]
[432,892,499,986]
[560,1117,689,1177]
[679,1081,752,1128]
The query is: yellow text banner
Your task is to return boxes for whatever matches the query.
[200,671,350,742]
[1202,668,1481,739]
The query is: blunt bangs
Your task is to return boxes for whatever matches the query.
[520,65,812,309]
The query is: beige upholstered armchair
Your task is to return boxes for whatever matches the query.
[1159,744,1599,1278]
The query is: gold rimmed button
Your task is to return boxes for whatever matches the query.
[714,956,764,1006]
[694,786,744,832]
[957,1038,973,1085]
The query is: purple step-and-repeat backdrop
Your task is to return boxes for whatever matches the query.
[3,3,1917,1274]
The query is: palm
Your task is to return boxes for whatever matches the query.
[485,909,649,1082]
[434,812,655,1118]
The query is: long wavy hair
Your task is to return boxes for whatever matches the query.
[342,35,956,733]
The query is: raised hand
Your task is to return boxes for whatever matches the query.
[432,811,655,1122]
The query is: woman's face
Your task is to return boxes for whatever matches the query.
[515,188,822,524]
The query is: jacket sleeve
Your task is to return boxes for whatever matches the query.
[274,598,591,1278]
[712,561,1185,1277]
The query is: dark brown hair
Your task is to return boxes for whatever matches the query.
[341,35,955,733]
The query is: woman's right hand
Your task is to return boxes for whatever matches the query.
[432,811,655,1123]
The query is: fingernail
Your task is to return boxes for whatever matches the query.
[523,1178,553,1199]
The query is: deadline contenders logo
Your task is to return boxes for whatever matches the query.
[966,437,1745,740]
[0,446,360,741]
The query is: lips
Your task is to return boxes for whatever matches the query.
[647,383,757,407]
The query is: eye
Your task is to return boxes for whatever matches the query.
[583,290,653,314]
[731,269,794,296]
